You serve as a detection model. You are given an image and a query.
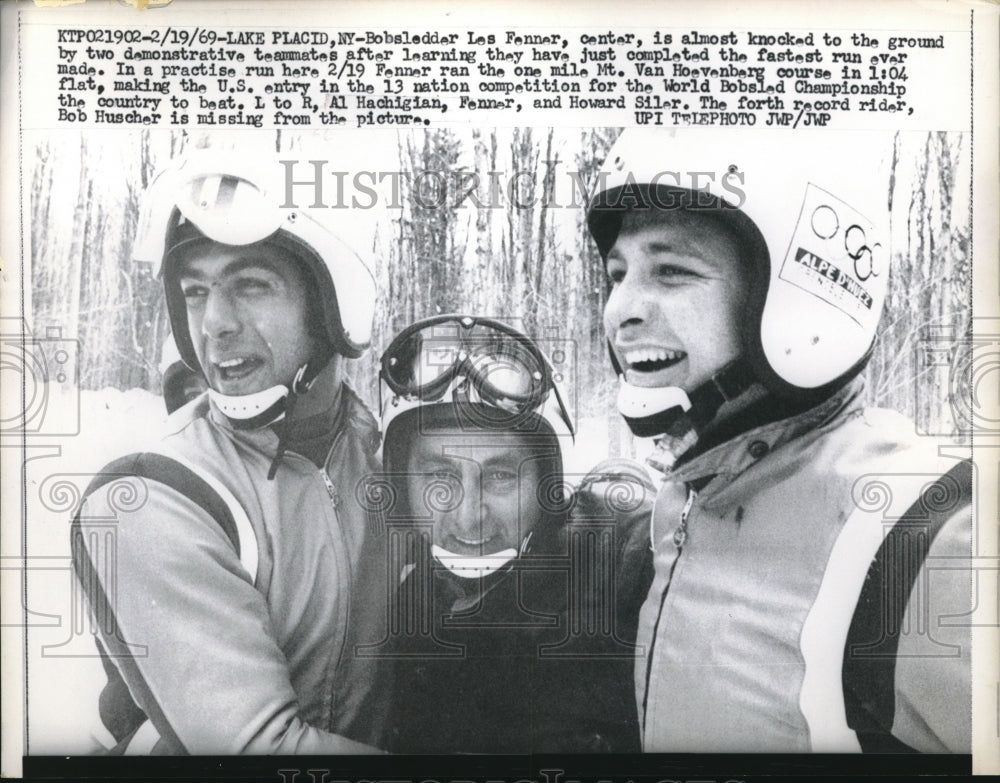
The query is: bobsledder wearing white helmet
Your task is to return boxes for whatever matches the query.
[134,149,377,431]
[587,128,892,447]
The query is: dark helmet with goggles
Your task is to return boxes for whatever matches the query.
[379,315,575,577]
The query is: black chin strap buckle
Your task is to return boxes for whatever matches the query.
[689,360,757,428]
[268,362,314,480]
[712,363,754,402]
[292,362,319,395]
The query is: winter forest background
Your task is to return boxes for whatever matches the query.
[28,127,972,458]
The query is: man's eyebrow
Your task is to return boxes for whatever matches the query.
[643,240,699,257]
[606,240,701,262]
[178,256,286,279]
[482,453,522,469]
[416,459,456,474]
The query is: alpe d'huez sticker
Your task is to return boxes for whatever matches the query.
[778,183,884,327]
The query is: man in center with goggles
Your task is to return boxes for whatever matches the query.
[372,315,655,753]
[71,151,388,754]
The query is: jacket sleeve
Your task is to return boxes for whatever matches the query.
[890,505,973,753]
[571,458,656,637]
[72,475,380,755]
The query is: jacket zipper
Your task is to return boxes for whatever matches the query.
[320,469,340,508]
[641,484,696,742]
[280,448,351,729]
[320,431,354,729]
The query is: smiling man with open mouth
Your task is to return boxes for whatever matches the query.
[587,129,972,755]
[604,209,749,398]
[178,249,320,399]
[71,150,390,755]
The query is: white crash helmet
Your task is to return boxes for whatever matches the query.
[134,150,377,371]
[378,315,575,578]
[587,128,892,436]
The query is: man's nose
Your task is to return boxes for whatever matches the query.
[452,467,484,535]
[201,287,241,340]
[604,275,655,332]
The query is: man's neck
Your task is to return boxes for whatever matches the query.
[278,360,347,468]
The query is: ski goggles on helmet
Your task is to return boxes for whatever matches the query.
[135,150,376,363]
[380,315,574,434]
[134,151,289,268]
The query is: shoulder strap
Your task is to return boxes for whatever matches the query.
[90,451,243,550]
[81,450,258,580]
[842,458,972,752]
[71,451,256,752]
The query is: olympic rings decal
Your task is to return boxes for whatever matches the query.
[844,223,881,281]
[810,204,839,239]
[810,204,881,282]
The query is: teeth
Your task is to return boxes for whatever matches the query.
[217,358,247,369]
[623,348,683,365]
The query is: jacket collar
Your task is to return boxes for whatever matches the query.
[664,377,866,495]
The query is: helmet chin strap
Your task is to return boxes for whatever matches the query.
[617,359,758,474]
[616,380,692,438]
[431,545,518,579]
[206,357,327,480]
[209,385,289,430]
[430,530,534,580]
[266,361,325,480]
